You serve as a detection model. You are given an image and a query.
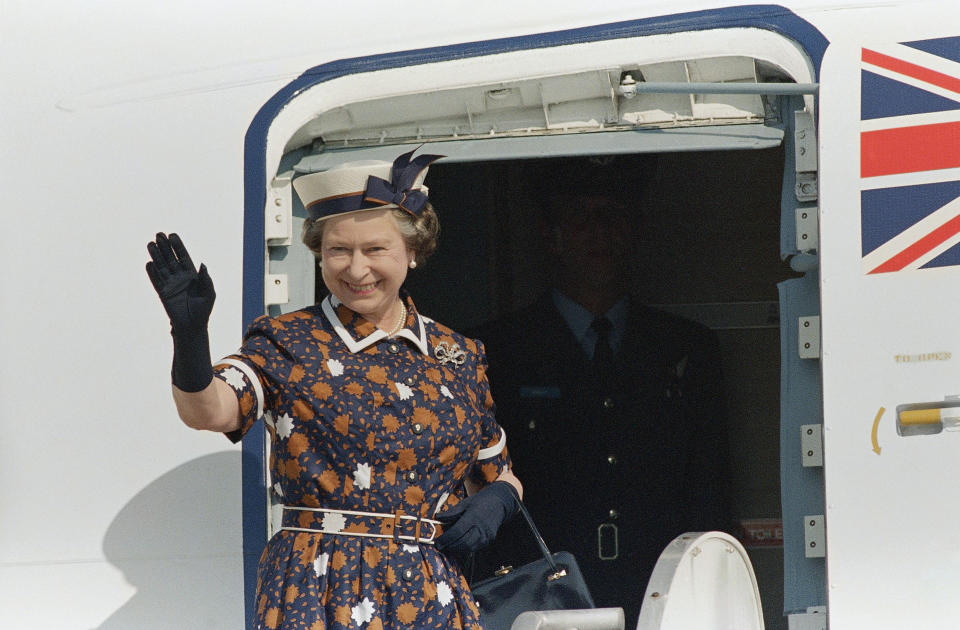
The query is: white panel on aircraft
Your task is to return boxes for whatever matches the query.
[818,6,960,627]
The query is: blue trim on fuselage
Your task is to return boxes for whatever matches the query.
[240,5,827,624]
[240,112,269,622]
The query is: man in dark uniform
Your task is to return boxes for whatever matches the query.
[473,156,731,625]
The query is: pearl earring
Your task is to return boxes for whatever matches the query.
[408,260,417,269]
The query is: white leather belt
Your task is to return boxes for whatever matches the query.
[281,506,439,544]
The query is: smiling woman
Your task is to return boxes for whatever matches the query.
[147,149,523,630]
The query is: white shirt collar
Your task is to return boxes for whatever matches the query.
[321,294,430,356]
[551,289,629,358]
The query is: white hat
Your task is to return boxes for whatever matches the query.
[293,149,443,220]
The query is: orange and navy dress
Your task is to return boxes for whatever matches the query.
[213,292,509,630]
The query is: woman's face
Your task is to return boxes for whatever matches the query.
[320,208,414,327]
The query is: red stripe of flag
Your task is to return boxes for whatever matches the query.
[862,48,960,95]
[861,121,960,177]
[869,212,960,273]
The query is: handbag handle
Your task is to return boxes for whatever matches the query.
[515,501,563,576]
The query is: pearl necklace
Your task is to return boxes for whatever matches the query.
[385,301,407,336]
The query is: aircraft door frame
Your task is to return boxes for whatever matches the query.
[239,7,828,626]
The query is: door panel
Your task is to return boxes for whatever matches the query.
[820,34,960,628]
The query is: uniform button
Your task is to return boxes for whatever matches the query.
[607,455,618,465]
[405,376,416,386]
[602,397,615,409]
[608,509,619,520]
[402,567,415,582]
[405,471,418,483]
[411,422,424,435]
[387,342,401,354]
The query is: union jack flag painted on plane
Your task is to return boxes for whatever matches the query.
[860,37,960,274]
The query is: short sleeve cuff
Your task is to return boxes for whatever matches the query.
[477,427,506,460]
[470,428,511,485]
[214,356,265,443]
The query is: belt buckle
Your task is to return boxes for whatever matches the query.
[392,511,404,543]
[393,511,437,544]
[420,518,437,544]
[407,513,437,544]
[598,523,619,560]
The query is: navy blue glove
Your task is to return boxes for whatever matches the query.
[146,232,216,392]
[435,481,519,553]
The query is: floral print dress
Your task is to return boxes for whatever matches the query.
[213,292,510,630]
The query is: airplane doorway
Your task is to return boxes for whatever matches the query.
[398,148,796,629]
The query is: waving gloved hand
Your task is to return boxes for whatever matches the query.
[435,481,519,553]
[146,232,216,392]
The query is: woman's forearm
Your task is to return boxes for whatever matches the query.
[172,377,241,433]
[495,468,523,501]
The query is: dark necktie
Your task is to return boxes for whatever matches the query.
[590,316,615,368]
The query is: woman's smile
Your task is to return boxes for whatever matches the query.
[344,280,381,295]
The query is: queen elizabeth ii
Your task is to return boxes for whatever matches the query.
[147,149,522,630]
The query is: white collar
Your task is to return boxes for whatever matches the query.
[321,294,430,356]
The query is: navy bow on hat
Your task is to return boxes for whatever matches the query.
[304,149,445,221]
[362,149,444,217]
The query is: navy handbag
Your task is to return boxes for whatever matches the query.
[470,502,595,630]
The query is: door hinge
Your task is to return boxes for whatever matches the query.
[788,606,826,630]
[795,207,818,252]
[803,515,825,558]
[801,424,823,467]
[798,316,820,359]
[794,110,818,202]
[265,273,289,307]
[266,171,294,246]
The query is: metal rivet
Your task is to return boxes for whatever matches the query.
[603,398,614,409]
[608,509,619,519]
[405,471,418,483]
[405,376,415,386]
[607,455,618,465]
[412,422,424,435]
